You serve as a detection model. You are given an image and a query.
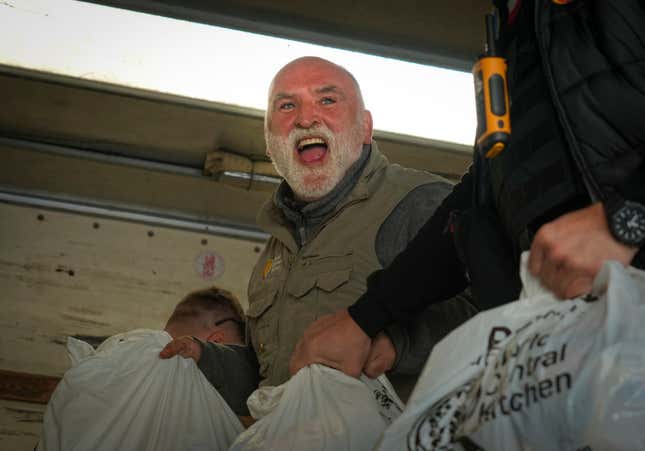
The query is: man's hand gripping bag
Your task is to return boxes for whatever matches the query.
[376,256,645,451]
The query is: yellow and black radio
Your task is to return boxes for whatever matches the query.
[473,13,510,159]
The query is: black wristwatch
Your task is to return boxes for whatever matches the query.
[605,193,645,247]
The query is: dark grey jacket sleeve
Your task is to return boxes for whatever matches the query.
[195,341,259,416]
[384,290,477,374]
[376,182,478,377]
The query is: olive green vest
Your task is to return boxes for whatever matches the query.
[247,144,444,386]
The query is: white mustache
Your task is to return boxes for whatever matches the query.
[286,126,334,149]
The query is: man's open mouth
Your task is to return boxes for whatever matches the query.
[297,137,328,164]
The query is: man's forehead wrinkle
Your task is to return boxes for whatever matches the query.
[315,85,347,98]
[270,85,347,102]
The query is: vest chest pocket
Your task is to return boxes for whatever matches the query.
[285,266,355,326]
[286,267,352,298]
[291,250,354,296]
[317,268,352,292]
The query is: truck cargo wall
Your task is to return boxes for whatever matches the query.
[0,202,261,450]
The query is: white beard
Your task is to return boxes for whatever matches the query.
[266,122,365,201]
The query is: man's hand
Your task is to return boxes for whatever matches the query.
[363,332,396,378]
[528,202,638,299]
[289,309,371,378]
[159,336,202,361]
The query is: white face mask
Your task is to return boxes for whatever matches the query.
[265,119,365,201]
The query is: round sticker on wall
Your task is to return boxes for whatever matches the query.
[194,250,225,280]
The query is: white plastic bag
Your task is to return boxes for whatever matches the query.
[38,329,243,451]
[377,256,645,451]
[230,364,404,451]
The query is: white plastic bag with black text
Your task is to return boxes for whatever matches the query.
[377,256,645,451]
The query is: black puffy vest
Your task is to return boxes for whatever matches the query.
[487,0,645,254]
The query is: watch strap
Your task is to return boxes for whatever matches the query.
[603,189,623,218]
[633,245,645,269]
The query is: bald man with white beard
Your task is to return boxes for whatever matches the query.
[162,56,476,405]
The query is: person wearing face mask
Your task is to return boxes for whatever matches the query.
[38,287,253,451]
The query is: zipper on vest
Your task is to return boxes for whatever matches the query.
[534,0,601,203]
[298,225,307,247]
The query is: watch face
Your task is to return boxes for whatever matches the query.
[612,202,645,246]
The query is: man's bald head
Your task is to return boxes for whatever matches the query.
[267,57,366,116]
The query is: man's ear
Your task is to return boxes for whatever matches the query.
[206,329,226,344]
[266,147,272,158]
[362,110,373,145]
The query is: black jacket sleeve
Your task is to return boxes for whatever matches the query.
[348,167,474,338]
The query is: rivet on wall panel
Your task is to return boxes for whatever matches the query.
[55,266,75,277]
